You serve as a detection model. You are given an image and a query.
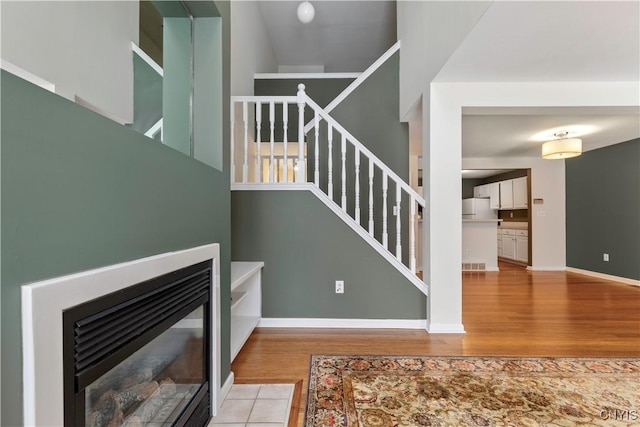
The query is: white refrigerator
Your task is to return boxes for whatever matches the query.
[462,198,497,219]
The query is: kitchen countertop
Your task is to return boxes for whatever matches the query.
[498,221,528,229]
[462,219,502,223]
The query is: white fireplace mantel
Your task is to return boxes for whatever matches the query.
[21,244,221,426]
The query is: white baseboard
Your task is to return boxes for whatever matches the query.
[426,323,466,334]
[565,267,640,286]
[258,318,427,329]
[526,266,566,271]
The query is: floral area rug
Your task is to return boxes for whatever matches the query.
[305,355,640,426]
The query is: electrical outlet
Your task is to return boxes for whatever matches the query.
[603,253,609,262]
[335,280,344,294]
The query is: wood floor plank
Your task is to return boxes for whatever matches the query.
[231,266,640,425]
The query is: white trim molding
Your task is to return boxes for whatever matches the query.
[527,266,567,272]
[255,73,360,80]
[1,58,55,92]
[259,318,427,329]
[426,323,466,334]
[566,267,640,287]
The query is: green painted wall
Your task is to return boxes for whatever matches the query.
[1,70,231,425]
[163,17,192,156]
[232,191,426,319]
[566,138,640,280]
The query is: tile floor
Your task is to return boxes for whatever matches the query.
[208,383,295,427]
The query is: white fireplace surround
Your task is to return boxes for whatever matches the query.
[21,244,221,426]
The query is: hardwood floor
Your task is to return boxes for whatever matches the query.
[231,266,640,425]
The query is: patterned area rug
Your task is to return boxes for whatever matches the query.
[305,355,640,426]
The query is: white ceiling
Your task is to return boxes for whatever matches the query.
[257,1,396,72]
[254,1,640,158]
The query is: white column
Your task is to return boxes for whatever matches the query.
[296,84,306,183]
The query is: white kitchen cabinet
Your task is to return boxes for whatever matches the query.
[499,180,514,209]
[497,230,503,257]
[515,230,528,262]
[513,177,528,209]
[501,229,516,259]
[487,182,500,209]
[473,184,488,198]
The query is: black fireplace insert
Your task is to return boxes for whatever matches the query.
[63,261,213,427]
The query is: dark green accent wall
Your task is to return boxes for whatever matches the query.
[254,77,354,142]
[462,178,483,199]
[566,139,640,280]
[1,68,231,425]
[479,169,528,184]
[232,191,426,319]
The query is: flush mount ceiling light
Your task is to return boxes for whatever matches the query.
[541,131,582,159]
[297,1,315,24]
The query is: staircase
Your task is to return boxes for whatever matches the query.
[230,47,426,296]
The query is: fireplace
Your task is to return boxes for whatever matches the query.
[63,261,211,426]
[21,244,220,426]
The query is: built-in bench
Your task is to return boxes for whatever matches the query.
[230,262,263,361]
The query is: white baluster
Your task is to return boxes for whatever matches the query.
[328,123,333,200]
[269,101,275,183]
[297,84,306,183]
[242,102,248,183]
[354,147,360,225]
[283,102,288,183]
[341,135,347,211]
[382,172,388,249]
[256,102,262,183]
[368,159,374,236]
[410,196,417,273]
[231,102,235,183]
[396,182,402,261]
[314,112,319,186]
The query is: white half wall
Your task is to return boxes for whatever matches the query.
[426,81,640,332]
[0,1,138,124]
[230,1,277,96]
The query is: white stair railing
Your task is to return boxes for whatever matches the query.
[230,85,425,278]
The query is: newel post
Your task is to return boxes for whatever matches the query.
[297,84,306,183]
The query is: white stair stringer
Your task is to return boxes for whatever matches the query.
[232,182,429,297]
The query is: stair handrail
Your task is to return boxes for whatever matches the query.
[302,93,425,206]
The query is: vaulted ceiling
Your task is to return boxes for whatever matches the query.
[255,1,640,158]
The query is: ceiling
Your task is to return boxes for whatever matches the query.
[257,1,396,72]
[254,1,640,158]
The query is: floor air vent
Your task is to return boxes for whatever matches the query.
[462,263,486,272]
